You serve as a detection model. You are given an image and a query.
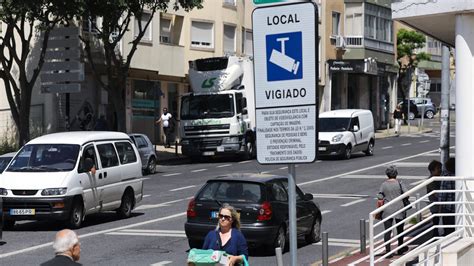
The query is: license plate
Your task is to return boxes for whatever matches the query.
[10,209,35,215]
[318,147,327,151]
[203,151,215,156]
[216,146,224,152]
[210,211,219,219]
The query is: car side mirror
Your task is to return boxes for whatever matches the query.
[304,193,313,201]
[353,125,359,132]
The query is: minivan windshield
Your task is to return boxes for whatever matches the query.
[319,118,351,132]
[7,144,80,172]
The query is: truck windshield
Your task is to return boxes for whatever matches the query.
[181,94,235,119]
[319,118,351,132]
[7,144,80,172]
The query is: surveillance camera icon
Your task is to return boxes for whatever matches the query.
[269,37,300,75]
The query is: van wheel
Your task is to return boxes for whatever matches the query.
[117,190,134,219]
[147,157,156,174]
[305,218,321,244]
[67,199,84,229]
[364,140,374,156]
[343,145,352,159]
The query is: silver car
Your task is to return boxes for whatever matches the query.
[128,133,157,175]
[412,97,437,119]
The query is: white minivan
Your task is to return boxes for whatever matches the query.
[318,109,375,159]
[0,131,143,229]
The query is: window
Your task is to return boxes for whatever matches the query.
[191,21,214,48]
[332,12,340,36]
[135,12,152,41]
[271,182,288,202]
[160,17,172,43]
[80,145,99,171]
[223,24,236,54]
[236,93,243,114]
[134,136,148,148]
[345,13,363,36]
[97,143,119,168]
[364,3,392,42]
[243,29,253,56]
[115,142,137,164]
[82,16,98,33]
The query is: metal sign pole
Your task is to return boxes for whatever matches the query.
[288,163,297,266]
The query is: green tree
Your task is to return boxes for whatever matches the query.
[0,0,78,146]
[396,28,430,100]
[79,0,203,132]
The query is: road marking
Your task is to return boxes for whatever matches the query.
[151,261,173,266]
[340,175,425,180]
[261,171,272,174]
[424,153,455,157]
[135,197,192,211]
[297,148,448,187]
[313,193,369,199]
[191,168,207,173]
[402,143,412,146]
[341,198,366,207]
[312,238,359,247]
[0,212,187,258]
[381,146,393,150]
[238,160,251,164]
[217,164,232,168]
[107,232,186,237]
[394,162,428,167]
[321,210,332,215]
[118,229,185,234]
[279,166,288,170]
[170,185,195,192]
[144,194,151,198]
[313,242,359,248]
[410,180,425,186]
[419,140,430,143]
[163,173,181,177]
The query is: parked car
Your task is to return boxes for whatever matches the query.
[185,173,322,253]
[128,133,157,175]
[318,109,375,159]
[0,152,15,173]
[398,99,420,120]
[411,97,437,119]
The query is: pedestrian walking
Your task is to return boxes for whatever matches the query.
[377,165,409,257]
[155,107,173,148]
[393,105,403,135]
[426,160,442,237]
[41,229,81,266]
[439,157,456,236]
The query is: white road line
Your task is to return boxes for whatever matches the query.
[163,173,181,177]
[120,229,185,234]
[297,148,449,187]
[424,153,455,157]
[107,232,186,237]
[151,261,173,266]
[191,169,207,173]
[142,177,151,180]
[341,198,366,207]
[279,167,288,170]
[410,180,425,186]
[0,212,187,258]
[326,238,360,244]
[313,242,359,248]
[394,162,428,167]
[261,171,272,174]
[135,197,192,211]
[340,175,425,180]
[381,146,393,150]
[321,210,332,215]
[419,140,430,143]
[313,193,369,199]
[402,143,412,146]
[143,194,151,198]
[238,160,251,164]
[170,185,195,192]
[217,164,232,168]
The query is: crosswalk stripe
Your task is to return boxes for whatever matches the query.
[107,232,186,237]
[150,261,173,266]
[340,175,425,180]
[341,198,366,207]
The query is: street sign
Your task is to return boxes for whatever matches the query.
[253,2,318,164]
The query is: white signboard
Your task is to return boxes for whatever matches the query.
[253,2,317,164]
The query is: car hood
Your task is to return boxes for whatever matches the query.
[0,172,69,189]
[319,131,349,141]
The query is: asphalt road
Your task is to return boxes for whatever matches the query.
[0,119,455,265]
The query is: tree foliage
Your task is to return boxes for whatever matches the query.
[396,28,430,99]
[0,0,79,146]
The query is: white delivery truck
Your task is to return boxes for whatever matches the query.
[179,56,256,160]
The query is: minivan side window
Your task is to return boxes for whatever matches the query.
[79,145,99,172]
[115,142,137,164]
[350,117,360,130]
[135,136,148,148]
[97,143,119,168]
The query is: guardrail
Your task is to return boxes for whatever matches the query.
[369,176,474,265]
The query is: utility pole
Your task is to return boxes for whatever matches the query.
[440,46,450,164]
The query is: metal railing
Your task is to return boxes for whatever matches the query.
[369,176,474,265]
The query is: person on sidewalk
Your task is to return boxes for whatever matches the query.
[41,229,81,265]
[155,107,173,148]
[426,160,442,237]
[439,157,456,236]
[393,105,403,135]
[377,165,409,258]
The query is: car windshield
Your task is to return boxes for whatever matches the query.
[197,181,262,203]
[181,94,235,119]
[319,118,351,132]
[0,156,13,173]
[7,144,80,172]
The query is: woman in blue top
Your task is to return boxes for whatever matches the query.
[202,204,248,266]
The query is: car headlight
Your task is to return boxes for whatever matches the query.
[41,188,67,196]
[0,188,8,196]
[332,134,343,143]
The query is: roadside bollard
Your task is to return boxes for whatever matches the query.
[360,219,366,254]
[322,232,328,266]
[275,247,283,266]
[175,141,178,155]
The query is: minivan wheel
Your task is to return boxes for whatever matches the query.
[67,199,84,229]
[147,157,156,174]
[425,110,435,119]
[117,190,134,219]
[343,145,352,160]
[305,218,321,244]
[364,140,374,156]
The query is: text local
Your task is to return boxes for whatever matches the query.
[267,14,300,25]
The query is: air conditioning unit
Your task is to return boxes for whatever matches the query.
[335,35,346,49]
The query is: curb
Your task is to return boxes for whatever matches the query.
[375,128,433,140]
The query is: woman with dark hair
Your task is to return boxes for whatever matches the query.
[202,203,248,266]
[377,165,409,257]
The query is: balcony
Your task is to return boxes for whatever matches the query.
[343,36,394,54]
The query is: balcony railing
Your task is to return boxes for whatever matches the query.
[343,36,394,53]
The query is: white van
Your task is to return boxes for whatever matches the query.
[318,109,375,159]
[0,131,143,229]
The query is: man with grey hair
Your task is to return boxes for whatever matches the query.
[41,229,81,265]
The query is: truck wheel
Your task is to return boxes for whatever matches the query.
[3,220,15,230]
[242,141,254,160]
[67,199,84,229]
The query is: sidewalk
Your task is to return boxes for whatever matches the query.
[375,123,432,139]
[154,142,182,164]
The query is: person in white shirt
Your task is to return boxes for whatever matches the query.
[156,107,173,148]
